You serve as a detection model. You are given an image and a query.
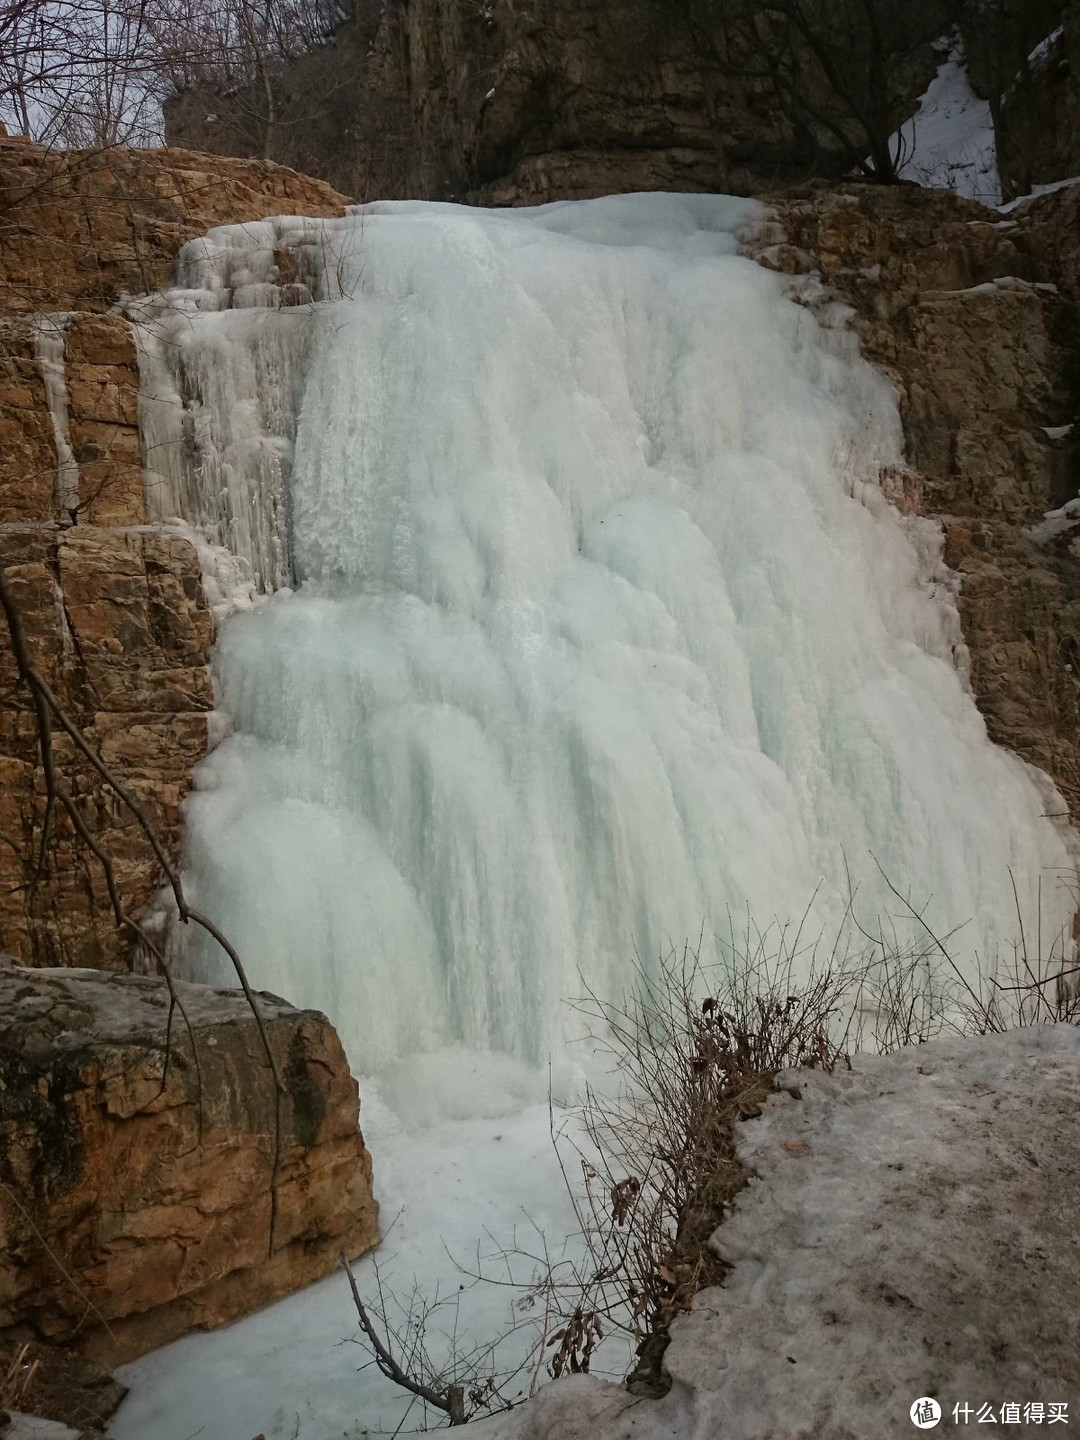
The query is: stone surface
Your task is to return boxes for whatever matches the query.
[0,319,56,528]
[0,144,350,972]
[0,964,378,1366]
[0,526,213,968]
[0,140,349,314]
[763,183,1080,823]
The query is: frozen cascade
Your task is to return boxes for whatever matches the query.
[130,216,342,592]
[132,193,1074,1075]
[112,192,1078,1440]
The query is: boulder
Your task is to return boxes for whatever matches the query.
[0,964,378,1365]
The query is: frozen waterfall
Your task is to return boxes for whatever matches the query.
[133,193,1074,1076]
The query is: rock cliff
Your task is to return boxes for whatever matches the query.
[758,183,1080,823]
[0,962,378,1366]
[164,0,953,204]
[0,140,348,969]
[164,0,1077,210]
[991,0,1080,202]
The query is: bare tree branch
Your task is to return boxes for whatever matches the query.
[341,1252,468,1426]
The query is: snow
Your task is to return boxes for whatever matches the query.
[2,1417,81,1440]
[893,39,1000,206]
[471,1024,1080,1440]
[1027,25,1065,73]
[998,173,1080,213]
[114,193,1077,1437]
[114,1087,627,1439]
[937,274,1057,298]
[1025,496,1080,548]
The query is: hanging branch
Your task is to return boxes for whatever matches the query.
[0,555,286,1250]
[341,1252,467,1426]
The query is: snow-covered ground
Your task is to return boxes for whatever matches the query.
[892,28,1080,214]
[473,1024,1080,1440]
[114,1072,626,1439]
[893,39,1000,205]
[998,173,1080,213]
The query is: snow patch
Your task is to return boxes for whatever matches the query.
[893,38,1000,206]
[471,1025,1080,1440]
[1025,496,1080,548]
[1028,24,1065,73]
[998,173,1080,213]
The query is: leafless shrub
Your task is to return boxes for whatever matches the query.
[504,876,1077,1397]
[1,1343,40,1416]
[341,1248,537,1430]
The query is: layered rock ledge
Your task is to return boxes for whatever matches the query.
[0,143,349,970]
[0,963,378,1366]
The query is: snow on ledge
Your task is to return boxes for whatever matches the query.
[473,1025,1080,1440]
[998,174,1080,214]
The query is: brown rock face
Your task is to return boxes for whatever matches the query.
[0,964,378,1365]
[0,524,213,968]
[0,146,349,972]
[764,183,1080,821]
[0,141,348,314]
[1,313,144,530]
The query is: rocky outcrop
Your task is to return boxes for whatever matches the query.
[1,313,143,531]
[995,2,1079,203]
[0,963,378,1366]
[760,183,1080,820]
[0,144,349,971]
[0,524,213,967]
[0,137,349,314]
[164,0,947,205]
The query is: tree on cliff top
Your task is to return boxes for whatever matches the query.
[679,0,963,182]
[0,0,167,146]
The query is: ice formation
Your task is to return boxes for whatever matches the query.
[116,191,1077,1440]
[129,193,1075,1073]
[32,313,79,515]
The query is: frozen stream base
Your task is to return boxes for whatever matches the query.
[112,1072,630,1440]
[113,1027,1079,1440]
[468,1025,1080,1440]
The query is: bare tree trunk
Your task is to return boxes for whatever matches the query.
[254,32,277,158]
